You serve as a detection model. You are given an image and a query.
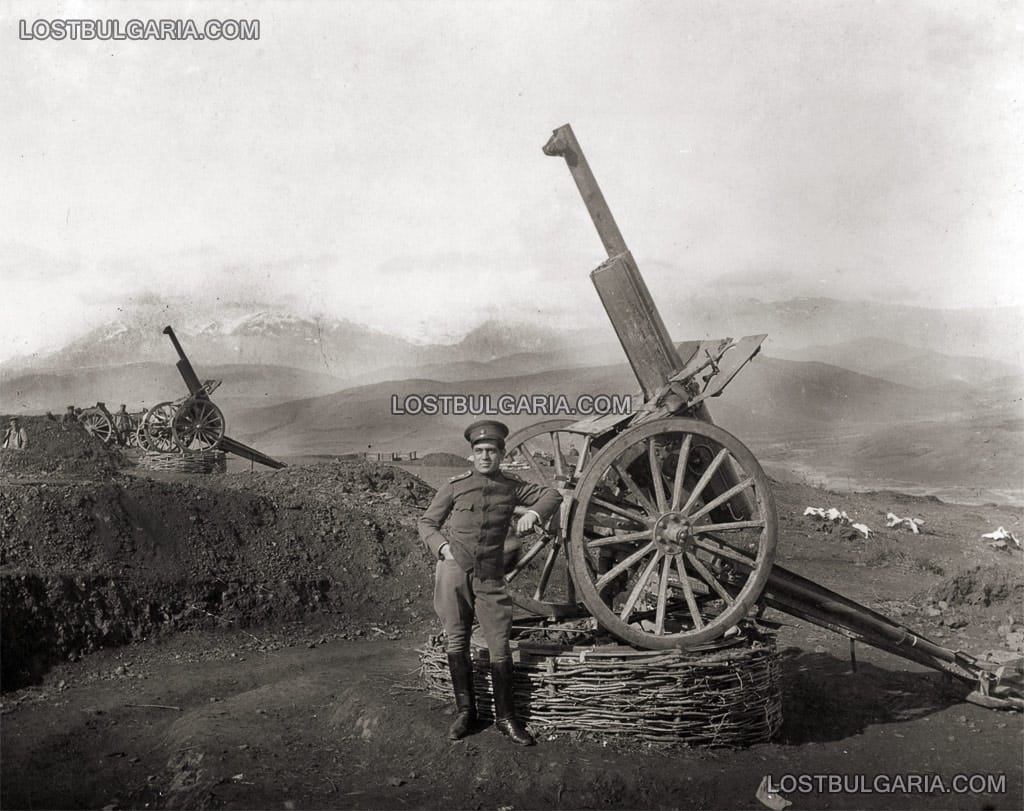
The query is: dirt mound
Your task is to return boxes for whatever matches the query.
[0,415,123,478]
[919,563,1024,608]
[1,460,439,689]
[409,452,469,467]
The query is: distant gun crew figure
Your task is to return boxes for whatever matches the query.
[418,420,562,745]
[2,417,29,450]
[61,405,78,424]
[112,404,131,446]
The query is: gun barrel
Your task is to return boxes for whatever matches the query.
[162,326,188,361]
[544,126,681,398]
[162,326,204,396]
[544,124,628,258]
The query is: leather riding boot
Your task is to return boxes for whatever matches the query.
[446,652,476,740]
[490,658,535,746]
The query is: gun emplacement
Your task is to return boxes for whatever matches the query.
[133,326,286,470]
[492,123,1023,710]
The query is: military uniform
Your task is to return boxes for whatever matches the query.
[419,466,563,581]
[418,420,562,745]
[419,466,562,655]
[2,421,28,450]
[112,406,131,445]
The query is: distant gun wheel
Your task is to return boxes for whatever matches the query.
[172,398,225,450]
[111,413,137,447]
[501,419,589,619]
[123,414,143,448]
[140,402,179,453]
[567,417,778,649]
[80,409,115,445]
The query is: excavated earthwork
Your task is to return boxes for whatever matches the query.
[1,420,438,689]
[2,416,1023,810]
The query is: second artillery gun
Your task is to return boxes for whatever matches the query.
[135,326,285,469]
[497,124,1022,711]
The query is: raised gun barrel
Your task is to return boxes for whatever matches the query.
[160,325,286,469]
[544,124,682,401]
[163,325,204,396]
[543,124,628,259]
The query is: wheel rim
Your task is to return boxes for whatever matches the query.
[141,402,179,453]
[172,398,225,450]
[501,419,589,618]
[125,415,141,447]
[80,411,114,444]
[112,414,134,446]
[567,417,777,649]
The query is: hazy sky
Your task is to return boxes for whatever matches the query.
[2,0,1022,362]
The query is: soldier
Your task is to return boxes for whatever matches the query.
[2,417,29,449]
[419,419,562,745]
[61,405,78,424]
[112,404,131,445]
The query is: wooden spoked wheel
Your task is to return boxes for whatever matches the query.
[567,418,777,649]
[80,410,115,444]
[501,419,589,618]
[133,423,147,449]
[122,414,143,448]
[172,398,225,450]
[140,402,179,453]
[111,413,137,447]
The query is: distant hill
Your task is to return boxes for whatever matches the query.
[0,363,348,415]
[341,343,625,387]
[0,307,594,381]
[233,364,642,457]
[3,295,1020,503]
[663,296,1024,368]
[227,355,954,454]
[227,354,1022,503]
[4,295,1020,382]
[771,336,1021,388]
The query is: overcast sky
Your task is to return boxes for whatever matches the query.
[2,0,1022,362]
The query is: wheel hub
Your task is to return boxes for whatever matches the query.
[652,511,694,556]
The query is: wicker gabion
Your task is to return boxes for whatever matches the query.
[139,450,227,474]
[419,629,783,748]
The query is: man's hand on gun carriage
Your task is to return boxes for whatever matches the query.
[515,510,543,536]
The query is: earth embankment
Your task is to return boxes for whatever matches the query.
[1,461,437,689]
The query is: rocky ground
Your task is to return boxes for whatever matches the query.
[1,421,1022,809]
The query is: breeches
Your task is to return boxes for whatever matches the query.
[433,559,512,662]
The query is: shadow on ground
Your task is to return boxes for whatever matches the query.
[776,647,967,745]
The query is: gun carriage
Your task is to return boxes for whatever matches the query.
[137,329,227,454]
[499,125,1021,710]
[78,403,117,445]
[78,404,151,447]
[134,326,285,469]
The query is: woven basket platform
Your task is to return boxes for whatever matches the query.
[418,627,783,748]
[139,450,227,474]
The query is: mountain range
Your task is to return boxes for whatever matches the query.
[0,310,602,381]
[4,296,1021,378]
[1,296,1020,504]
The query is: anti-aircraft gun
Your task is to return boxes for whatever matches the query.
[497,124,1022,711]
[135,326,285,469]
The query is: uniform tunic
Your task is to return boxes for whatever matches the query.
[419,468,562,580]
[419,468,562,657]
[2,427,28,449]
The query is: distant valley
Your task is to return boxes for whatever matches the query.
[1,297,1020,504]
